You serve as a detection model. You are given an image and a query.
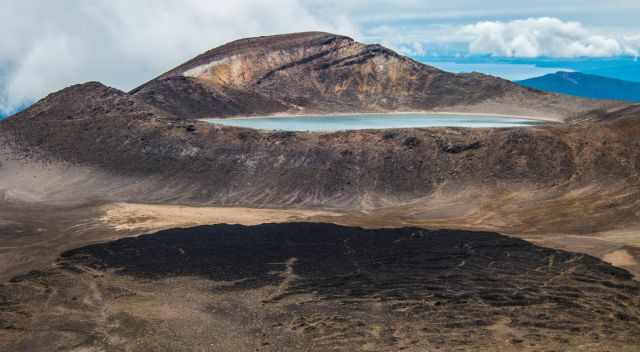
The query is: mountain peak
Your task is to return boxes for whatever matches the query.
[11,81,173,123]
[220,31,353,50]
[128,32,613,120]
[150,32,356,83]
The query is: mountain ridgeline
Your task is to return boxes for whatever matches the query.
[518,71,640,102]
[130,32,610,120]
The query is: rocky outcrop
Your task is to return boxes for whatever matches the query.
[441,141,482,154]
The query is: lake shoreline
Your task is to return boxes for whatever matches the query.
[201,112,549,132]
[201,111,561,123]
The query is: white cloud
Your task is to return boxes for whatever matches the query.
[306,1,640,24]
[400,42,427,56]
[459,17,631,58]
[366,25,432,56]
[361,17,640,61]
[0,0,358,114]
[623,34,640,57]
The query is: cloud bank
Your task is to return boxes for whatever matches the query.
[0,0,356,115]
[460,18,638,58]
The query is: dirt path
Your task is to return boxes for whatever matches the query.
[99,203,343,231]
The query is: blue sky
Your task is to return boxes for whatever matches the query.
[1,1,639,115]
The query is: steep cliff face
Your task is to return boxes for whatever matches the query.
[131,32,612,119]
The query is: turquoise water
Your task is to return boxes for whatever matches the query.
[203,113,546,132]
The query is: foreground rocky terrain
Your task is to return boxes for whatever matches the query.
[1,32,640,351]
[2,223,639,351]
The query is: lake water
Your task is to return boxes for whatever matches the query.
[203,113,546,132]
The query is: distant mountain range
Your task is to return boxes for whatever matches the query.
[517,71,640,102]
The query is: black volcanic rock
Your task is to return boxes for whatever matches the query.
[1,223,639,351]
[60,223,634,297]
[441,141,482,154]
[131,32,613,119]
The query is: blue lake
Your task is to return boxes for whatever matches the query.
[203,113,546,132]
